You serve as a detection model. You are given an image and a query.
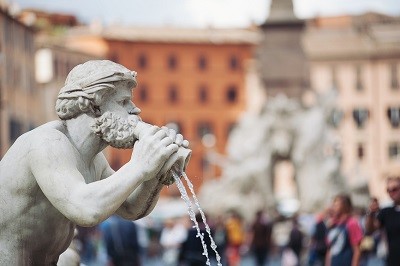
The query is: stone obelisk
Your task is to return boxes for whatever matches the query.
[257,0,309,99]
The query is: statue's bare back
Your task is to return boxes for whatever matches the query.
[0,121,90,264]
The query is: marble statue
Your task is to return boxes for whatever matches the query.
[0,60,191,265]
[199,90,347,220]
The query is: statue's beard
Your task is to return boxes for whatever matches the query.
[91,112,138,149]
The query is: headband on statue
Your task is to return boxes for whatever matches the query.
[58,70,137,100]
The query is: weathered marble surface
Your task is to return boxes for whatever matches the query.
[0,60,190,265]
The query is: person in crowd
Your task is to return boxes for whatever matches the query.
[76,225,101,265]
[100,215,141,266]
[133,219,151,265]
[250,210,274,266]
[145,229,164,263]
[160,217,188,266]
[358,197,385,266]
[178,213,215,266]
[211,215,229,265]
[286,216,304,266]
[225,210,245,266]
[325,194,363,266]
[365,174,400,266]
[308,210,329,266]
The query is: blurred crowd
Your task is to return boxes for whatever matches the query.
[73,176,400,266]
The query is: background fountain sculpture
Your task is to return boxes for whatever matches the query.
[199,88,350,220]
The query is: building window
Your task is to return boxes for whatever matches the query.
[200,156,210,170]
[168,54,177,70]
[168,85,178,103]
[388,142,400,159]
[138,84,148,102]
[197,122,213,139]
[198,85,208,103]
[387,107,400,128]
[357,143,365,160]
[355,65,363,91]
[352,108,369,129]
[9,117,22,143]
[330,109,344,128]
[390,64,399,90]
[229,55,239,70]
[198,55,207,71]
[138,54,147,69]
[226,85,238,103]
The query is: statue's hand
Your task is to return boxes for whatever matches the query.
[130,125,179,181]
[161,126,190,148]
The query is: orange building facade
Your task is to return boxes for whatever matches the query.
[65,26,259,193]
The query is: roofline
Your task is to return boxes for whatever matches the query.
[66,25,261,45]
[0,8,36,32]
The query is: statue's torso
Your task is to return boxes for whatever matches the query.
[0,121,99,264]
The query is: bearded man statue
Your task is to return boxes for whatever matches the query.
[0,60,190,265]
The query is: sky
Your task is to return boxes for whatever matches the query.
[10,0,400,28]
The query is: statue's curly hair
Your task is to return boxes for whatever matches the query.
[55,92,106,120]
[55,60,136,120]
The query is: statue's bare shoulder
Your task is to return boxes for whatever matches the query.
[1,121,71,169]
[31,120,108,165]
[10,120,67,147]
[13,121,82,180]
[29,120,70,145]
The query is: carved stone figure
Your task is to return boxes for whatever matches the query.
[0,60,191,265]
[200,90,347,219]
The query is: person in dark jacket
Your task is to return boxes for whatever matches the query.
[365,174,400,266]
[100,215,141,266]
[308,211,329,266]
[178,213,215,266]
[250,210,273,266]
[287,216,304,266]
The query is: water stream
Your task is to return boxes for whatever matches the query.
[172,170,222,266]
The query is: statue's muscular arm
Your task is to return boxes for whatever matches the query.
[28,127,178,226]
[98,159,166,220]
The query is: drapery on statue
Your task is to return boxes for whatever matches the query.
[0,60,191,265]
